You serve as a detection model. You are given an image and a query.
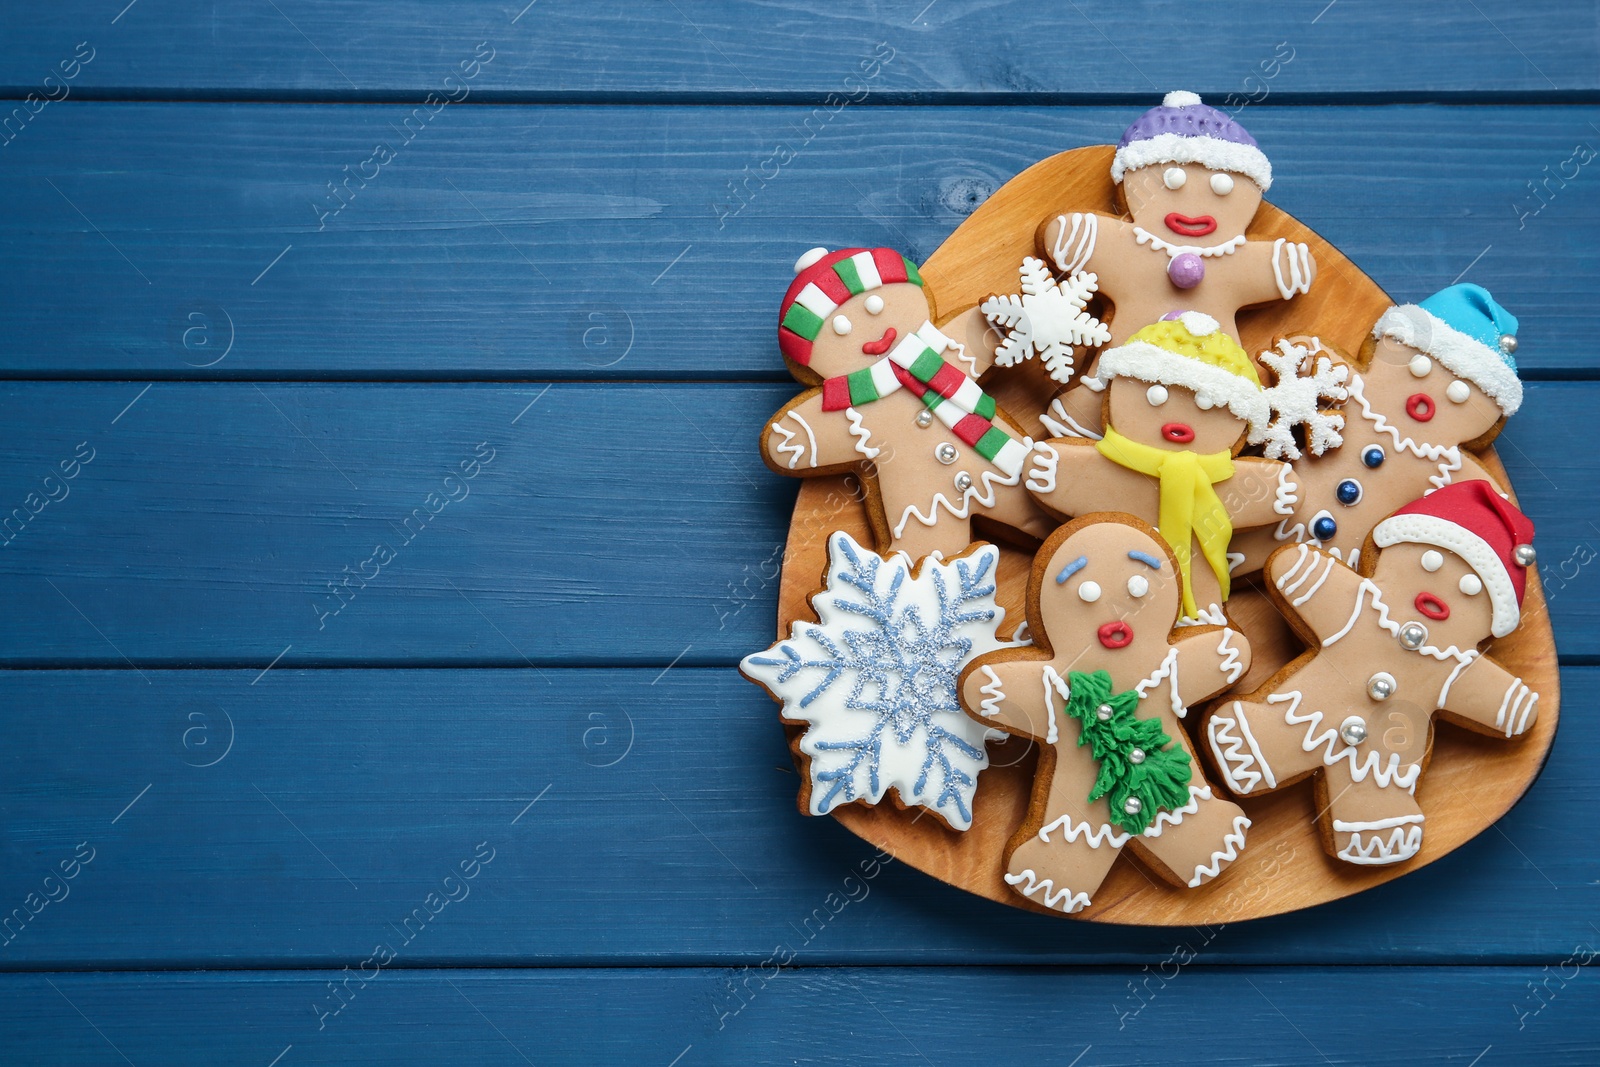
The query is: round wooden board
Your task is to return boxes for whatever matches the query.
[770,146,1560,925]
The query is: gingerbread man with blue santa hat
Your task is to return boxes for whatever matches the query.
[1230,283,1525,574]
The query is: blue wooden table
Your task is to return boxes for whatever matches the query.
[1,3,1597,1063]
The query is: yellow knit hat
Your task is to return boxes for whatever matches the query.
[1096,311,1269,432]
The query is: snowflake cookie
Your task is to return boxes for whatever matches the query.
[979,257,1110,383]
[740,532,1011,831]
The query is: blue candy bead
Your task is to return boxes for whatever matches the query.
[1362,446,1385,468]
[1336,479,1363,506]
[1312,514,1338,541]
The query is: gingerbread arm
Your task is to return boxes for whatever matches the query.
[1171,626,1254,708]
[1039,380,1107,440]
[933,306,1001,379]
[1039,212,1130,276]
[1220,456,1297,528]
[1263,542,1366,643]
[761,391,871,475]
[1028,439,1109,519]
[1436,654,1540,739]
[1232,238,1317,308]
[959,656,1056,742]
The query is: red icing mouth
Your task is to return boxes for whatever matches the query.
[1161,422,1196,444]
[1098,620,1134,649]
[1415,592,1451,621]
[1165,213,1217,237]
[861,327,897,356]
[1405,392,1435,422]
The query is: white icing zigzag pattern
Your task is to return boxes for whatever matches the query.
[1207,702,1273,794]
[771,414,811,469]
[1189,814,1252,887]
[893,450,1026,539]
[1037,811,1129,850]
[1049,212,1098,275]
[1038,396,1102,441]
[1337,823,1423,865]
[976,665,1005,719]
[1026,441,1058,493]
[1216,629,1244,685]
[1004,868,1092,913]
[843,407,880,459]
[1273,462,1298,515]
[1133,646,1185,718]
[1346,374,1463,485]
[1271,690,1422,792]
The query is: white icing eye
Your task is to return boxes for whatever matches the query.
[865,294,885,315]
[1409,354,1432,378]
[1163,167,1187,190]
[1195,394,1215,410]
[1459,573,1483,595]
[1446,380,1471,404]
[1127,574,1150,598]
[1078,581,1102,603]
[1146,384,1169,407]
[831,314,852,335]
[1421,550,1444,572]
[1209,172,1234,195]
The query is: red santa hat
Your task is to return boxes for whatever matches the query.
[777,247,924,365]
[1372,480,1536,638]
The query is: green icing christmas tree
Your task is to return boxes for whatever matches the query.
[1059,669,1193,835]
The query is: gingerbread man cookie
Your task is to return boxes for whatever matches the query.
[1030,313,1297,625]
[959,515,1254,912]
[1233,284,1524,573]
[1204,481,1539,867]
[765,246,1057,561]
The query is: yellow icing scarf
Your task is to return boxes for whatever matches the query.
[1096,427,1235,618]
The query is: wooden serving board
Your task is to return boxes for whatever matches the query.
[772,146,1560,925]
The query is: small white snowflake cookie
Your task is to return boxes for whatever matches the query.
[1252,336,1350,460]
[740,531,1010,831]
[979,257,1111,383]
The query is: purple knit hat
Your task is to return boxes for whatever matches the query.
[1111,91,1273,191]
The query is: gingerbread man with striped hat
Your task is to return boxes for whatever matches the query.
[764,246,1057,560]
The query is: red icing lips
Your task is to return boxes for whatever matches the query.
[861,327,897,356]
[1415,591,1451,621]
[1098,620,1134,649]
[1405,392,1435,422]
[1161,422,1196,444]
[1164,213,1217,238]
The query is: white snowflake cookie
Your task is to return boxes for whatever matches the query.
[980,257,1110,383]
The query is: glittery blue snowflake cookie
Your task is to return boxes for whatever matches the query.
[741,531,1012,831]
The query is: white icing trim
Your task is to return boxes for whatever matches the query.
[1096,340,1269,433]
[1226,550,1245,576]
[1372,514,1520,638]
[1038,811,1129,850]
[892,458,1024,539]
[843,407,880,459]
[1039,397,1102,441]
[1112,132,1273,191]
[1271,690,1422,792]
[1494,677,1537,737]
[1133,646,1185,718]
[1216,629,1245,685]
[1345,375,1463,483]
[1290,554,1338,608]
[950,340,979,377]
[1373,305,1521,416]
[772,413,816,470]
[1132,227,1248,259]
[1049,212,1098,274]
[1321,575,1480,670]
[1176,602,1227,628]
[1270,238,1312,300]
[1142,783,1211,839]
[1210,700,1275,793]
[976,665,1005,719]
[1332,813,1423,832]
[1189,814,1252,886]
[1025,441,1058,493]
[1337,823,1423,865]
[1042,665,1067,745]
[1004,868,1092,913]
[1273,463,1297,516]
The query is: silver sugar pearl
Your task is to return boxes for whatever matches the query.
[1398,622,1428,650]
[935,442,958,464]
[1513,543,1536,567]
[1499,334,1518,355]
[1339,716,1369,746]
[1096,703,1114,721]
[915,409,934,428]
[1123,797,1143,815]
[953,471,973,492]
[1129,748,1146,765]
[1366,672,1397,701]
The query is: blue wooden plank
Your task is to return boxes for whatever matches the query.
[0,380,1591,665]
[0,104,1592,378]
[0,665,1590,967]
[2,966,1596,1065]
[0,2,1595,99]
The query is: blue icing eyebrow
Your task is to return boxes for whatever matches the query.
[1128,550,1163,570]
[1055,555,1089,584]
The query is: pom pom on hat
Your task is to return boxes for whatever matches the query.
[1112,91,1274,191]
[1096,312,1271,433]
[777,247,924,365]
[1373,480,1536,639]
[1372,283,1523,417]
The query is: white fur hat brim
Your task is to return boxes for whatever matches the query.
[1372,513,1520,638]
[1097,341,1271,434]
[1373,305,1523,417]
[1111,132,1273,192]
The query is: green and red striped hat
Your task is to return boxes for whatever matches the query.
[778,247,924,365]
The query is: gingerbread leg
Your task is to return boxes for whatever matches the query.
[1317,761,1425,866]
[1226,525,1286,578]
[886,513,977,562]
[1003,816,1124,915]
[1205,692,1328,798]
[1130,785,1253,888]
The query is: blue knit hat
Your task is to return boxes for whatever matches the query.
[1372,284,1522,416]
[1111,91,1274,191]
